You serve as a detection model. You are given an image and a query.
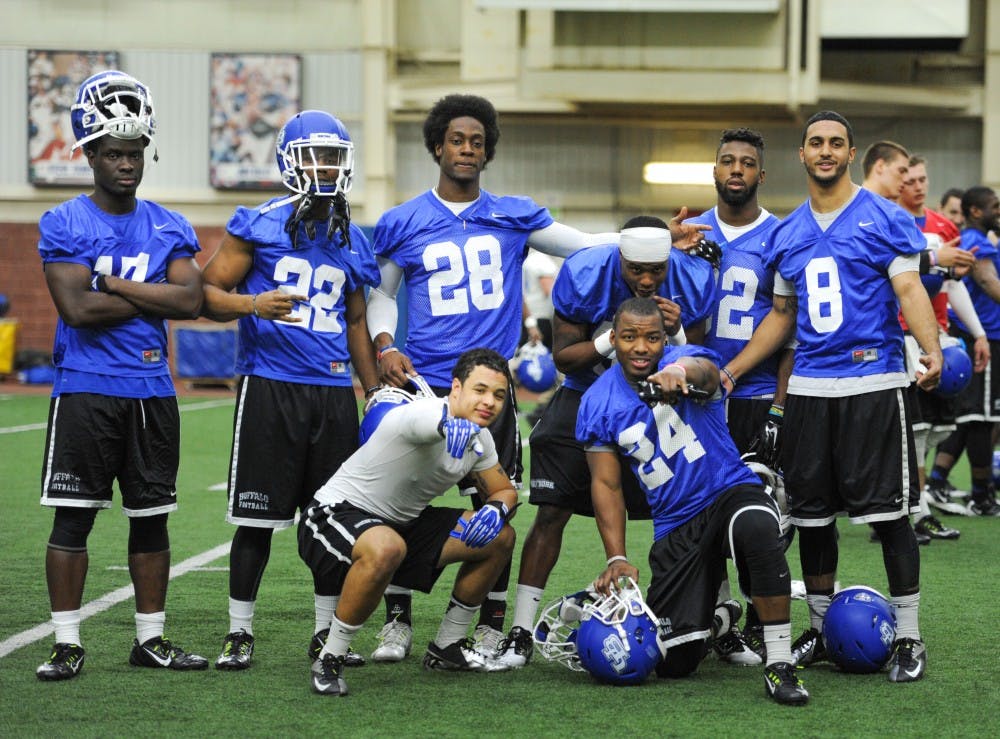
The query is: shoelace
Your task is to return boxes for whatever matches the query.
[378,622,410,647]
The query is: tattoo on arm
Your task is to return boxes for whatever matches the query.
[774,295,797,316]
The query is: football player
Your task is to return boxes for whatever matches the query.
[201,110,380,670]
[298,348,518,696]
[364,93,709,660]
[499,219,714,668]
[578,297,807,705]
[722,111,943,682]
[36,70,207,680]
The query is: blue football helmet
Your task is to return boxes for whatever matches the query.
[70,70,156,152]
[574,579,667,685]
[359,374,435,445]
[822,586,896,673]
[515,342,557,393]
[275,110,354,198]
[934,344,972,398]
[532,589,600,671]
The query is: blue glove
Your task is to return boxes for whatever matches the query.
[438,406,482,459]
[453,501,509,548]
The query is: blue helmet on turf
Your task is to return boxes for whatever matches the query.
[822,586,896,673]
[515,342,557,393]
[934,344,972,398]
[574,579,666,685]
[532,589,599,672]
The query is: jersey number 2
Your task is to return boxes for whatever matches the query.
[274,256,346,333]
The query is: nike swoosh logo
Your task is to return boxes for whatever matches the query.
[903,663,923,679]
[143,648,172,666]
[859,221,874,227]
[153,223,168,230]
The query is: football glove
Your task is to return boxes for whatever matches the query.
[688,239,722,271]
[438,406,483,459]
[451,500,510,548]
[748,404,783,469]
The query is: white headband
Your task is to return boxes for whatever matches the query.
[619,226,672,263]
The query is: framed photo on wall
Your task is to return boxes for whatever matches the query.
[28,49,120,186]
[209,52,301,189]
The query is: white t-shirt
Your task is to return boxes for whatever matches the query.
[522,250,559,320]
[313,397,499,523]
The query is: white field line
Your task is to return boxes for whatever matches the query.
[0,542,231,659]
[0,398,233,435]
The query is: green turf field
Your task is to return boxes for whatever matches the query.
[1,391,997,737]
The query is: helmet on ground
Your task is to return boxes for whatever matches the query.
[70,70,155,151]
[574,578,666,685]
[515,342,557,393]
[275,110,354,198]
[822,585,896,673]
[532,589,599,672]
[933,344,972,398]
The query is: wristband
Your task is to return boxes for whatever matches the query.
[593,330,615,358]
[524,316,538,330]
[665,362,686,376]
[721,367,737,387]
[377,346,399,362]
[606,555,629,566]
[929,249,938,267]
[768,403,784,419]
[251,294,261,318]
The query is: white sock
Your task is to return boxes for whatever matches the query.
[228,597,255,635]
[315,594,338,636]
[512,585,545,631]
[51,610,81,646]
[711,603,733,639]
[135,611,165,645]
[716,579,732,603]
[892,592,921,640]
[763,622,793,665]
[805,593,831,632]
[434,597,479,648]
[319,614,361,659]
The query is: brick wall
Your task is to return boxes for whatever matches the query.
[0,221,226,355]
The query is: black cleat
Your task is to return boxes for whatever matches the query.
[791,628,828,667]
[742,624,766,662]
[764,661,809,705]
[422,638,509,672]
[308,628,365,667]
[36,642,85,681]
[129,636,209,670]
[914,515,960,540]
[887,638,927,682]
[216,630,254,670]
[497,626,534,668]
[311,654,348,696]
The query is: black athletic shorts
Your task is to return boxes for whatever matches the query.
[950,329,1000,423]
[298,499,465,593]
[528,385,651,519]
[724,396,774,455]
[646,484,771,650]
[780,388,919,526]
[227,376,359,529]
[40,393,179,517]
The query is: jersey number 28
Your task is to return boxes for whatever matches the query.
[424,235,504,316]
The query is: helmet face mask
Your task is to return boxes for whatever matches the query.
[275,111,354,198]
[532,589,599,671]
[71,70,155,152]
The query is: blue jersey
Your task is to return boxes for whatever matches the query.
[952,228,1000,339]
[576,345,760,540]
[38,194,200,399]
[687,208,782,399]
[768,189,924,396]
[552,244,715,392]
[228,199,380,386]
[373,189,553,385]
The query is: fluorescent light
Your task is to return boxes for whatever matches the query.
[643,162,715,185]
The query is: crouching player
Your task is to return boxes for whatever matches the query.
[298,348,517,695]
[579,297,808,705]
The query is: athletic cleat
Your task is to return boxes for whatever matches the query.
[371,619,412,663]
[887,638,926,682]
[764,661,809,705]
[422,638,510,672]
[36,642,85,681]
[216,630,254,670]
[743,625,766,661]
[968,494,1000,517]
[310,654,348,696]
[791,628,828,667]
[308,629,365,667]
[914,515,960,540]
[496,626,534,668]
[472,625,505,659]
[711,600,762,666]
[129,636,209,670]
[924,479,971,516]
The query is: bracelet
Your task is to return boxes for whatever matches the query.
[768,403,784,418]
[665,362,686,376]
[251,294,260,318]
[606,554,629,566]
[524,316,538,330]
[721,367,737,387]
[364,385,381,398]
[377,346,399,362]
[593,330,615,358]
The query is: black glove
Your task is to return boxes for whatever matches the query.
[688,239,722,271]
[748,404,783,469]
